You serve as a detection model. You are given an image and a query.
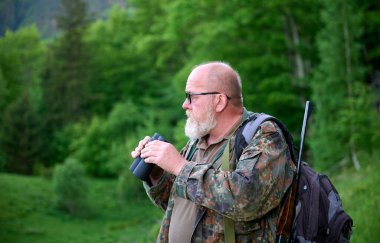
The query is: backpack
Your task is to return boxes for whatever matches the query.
[233,111,353,243]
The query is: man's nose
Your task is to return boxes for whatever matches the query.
[182,98,190,110]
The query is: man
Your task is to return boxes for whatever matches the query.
[131,61,295,242]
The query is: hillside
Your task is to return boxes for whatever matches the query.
[0,0,126,38]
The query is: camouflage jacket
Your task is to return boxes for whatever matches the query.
[144,109,296,242]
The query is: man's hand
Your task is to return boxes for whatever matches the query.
[131,136,150,158]
[140,140,187,176]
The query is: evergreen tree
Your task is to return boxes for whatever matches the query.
[43,0,92,127]
[0,93,45,174]
[41,0,94,167]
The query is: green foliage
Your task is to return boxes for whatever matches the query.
[39,0,97,170]
[0,0,379,179]
[70,101,143,177]
[310,0,380,170]
[49,123,83,168]
[361,0,380,79]
[52,157,91,217]
[43,0,93,127]
[166,0,320,140]
[0,94,46,174]
[0,26,48,174]
[0,25,45,113]
[85,6,141,115]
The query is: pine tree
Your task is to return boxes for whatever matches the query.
[0,94,45,174]
[43,0,92,127]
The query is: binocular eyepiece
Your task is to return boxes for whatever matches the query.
[130,133,165,183]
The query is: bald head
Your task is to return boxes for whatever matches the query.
[190,62,243,107]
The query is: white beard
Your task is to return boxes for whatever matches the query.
[185,106,217,140]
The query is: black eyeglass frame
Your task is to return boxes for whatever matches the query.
[185,91,231,104]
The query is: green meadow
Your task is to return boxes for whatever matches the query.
[1,158,379,242]
[332,162,380,243]
[0,174,163,243]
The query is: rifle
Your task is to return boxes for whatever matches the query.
[276,101,313,243]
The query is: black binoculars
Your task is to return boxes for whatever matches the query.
[130,133,165,182]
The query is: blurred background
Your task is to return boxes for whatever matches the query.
[0,0,379,242]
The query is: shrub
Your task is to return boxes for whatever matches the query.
[52,157,91,217]
[71,101,142,177]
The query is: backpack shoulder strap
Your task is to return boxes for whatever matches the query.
[235,113,297,163]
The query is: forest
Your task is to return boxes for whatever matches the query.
[0,0,379,242]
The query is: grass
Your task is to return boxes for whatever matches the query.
[0,174,163,243]
[330,161,380,243]
[0,157,379,242]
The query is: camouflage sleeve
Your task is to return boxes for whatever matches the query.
[144,172,175,211]
[144,141,193,211]
[174,121,296,221]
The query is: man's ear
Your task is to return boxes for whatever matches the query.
[215,94,228,112]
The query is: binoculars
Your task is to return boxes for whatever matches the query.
[130,133,165,182]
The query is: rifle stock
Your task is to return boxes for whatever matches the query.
[276,172,299,241]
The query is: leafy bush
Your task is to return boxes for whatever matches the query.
[52,157,91,217]
[71,101,143,177]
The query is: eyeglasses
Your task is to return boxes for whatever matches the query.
[185,91,231,104]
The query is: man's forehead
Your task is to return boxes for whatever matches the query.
[186,68,209,90]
